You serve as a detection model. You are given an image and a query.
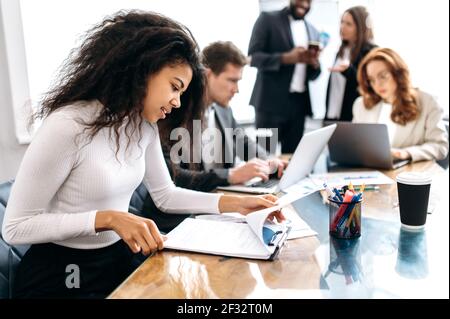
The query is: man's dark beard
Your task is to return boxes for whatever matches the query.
[289,4,308,20]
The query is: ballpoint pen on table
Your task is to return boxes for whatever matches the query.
[343,175,376,180]
[354,185,379,191]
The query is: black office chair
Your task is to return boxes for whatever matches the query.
[0,180,189,298]
[0,180,30,299]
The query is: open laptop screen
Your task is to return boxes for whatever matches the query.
[327,122,409,170]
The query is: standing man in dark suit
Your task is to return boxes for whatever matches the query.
[248,0,321,153]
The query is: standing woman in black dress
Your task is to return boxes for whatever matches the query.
[325,6,377,121]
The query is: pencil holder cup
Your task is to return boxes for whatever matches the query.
[329,196,362,239]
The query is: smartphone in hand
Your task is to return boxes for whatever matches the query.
[308,41,321,53]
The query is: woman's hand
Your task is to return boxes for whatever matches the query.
[391,148,411,160]
[95,211,167,255]
[219,194,285,222]
[328,63,350,73]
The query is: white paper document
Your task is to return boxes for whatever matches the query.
[310,170,394,188]
[165,207,289,260]
[281,207,318,240]
[196,208,317,241]
[278,177,322,203]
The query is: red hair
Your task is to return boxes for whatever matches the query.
[357,48,419,125]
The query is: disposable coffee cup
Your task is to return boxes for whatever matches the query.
[396,172,432,230]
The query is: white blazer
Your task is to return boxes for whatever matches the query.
[352,90,448,162]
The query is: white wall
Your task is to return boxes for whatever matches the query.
[0,0,260,181]
[1,0,448,181]
[0,0,28,183]
[19,0,260,124]
[368,0,449,113]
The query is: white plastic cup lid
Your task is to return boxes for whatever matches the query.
[396,172,432,186]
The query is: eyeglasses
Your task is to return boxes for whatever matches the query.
[367,70,392,86]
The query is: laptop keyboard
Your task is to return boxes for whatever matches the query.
[251,179,279,188]
[392,159,410,169]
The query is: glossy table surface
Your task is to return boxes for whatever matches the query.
[109,161,449,299]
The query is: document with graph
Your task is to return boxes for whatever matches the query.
[164,205,291,260]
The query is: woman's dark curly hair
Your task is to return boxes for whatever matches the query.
[35,10,205,152]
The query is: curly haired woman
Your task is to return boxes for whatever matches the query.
[2,11,283,298]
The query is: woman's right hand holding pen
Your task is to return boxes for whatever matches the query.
[95,210,166,256]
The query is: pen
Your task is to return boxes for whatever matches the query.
[344,198,361,230]
[337,191,361,229]
[323,183,338,201]
[354,185,379,191]
[331,190,354,230]
[343,175,376,180]
[332,188,343,201]
[343,193,362,230]
[358,183,366,193]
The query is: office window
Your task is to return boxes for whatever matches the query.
[18,0,259,139]
[6,0,450,144]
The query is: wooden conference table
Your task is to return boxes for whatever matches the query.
[109,161,449,299]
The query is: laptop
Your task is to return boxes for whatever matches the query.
[216,124,337,194]
[327,122,410,170]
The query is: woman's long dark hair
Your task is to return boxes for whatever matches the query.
[338,6,374,63]
[35,10,205,152]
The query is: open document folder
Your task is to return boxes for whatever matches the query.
[164,205,293,260]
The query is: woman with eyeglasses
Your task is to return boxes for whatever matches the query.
[325,6,377,121]
[353,48,448,162]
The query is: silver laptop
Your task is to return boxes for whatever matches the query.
[327,122,410,170]
[216,124,337,194]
